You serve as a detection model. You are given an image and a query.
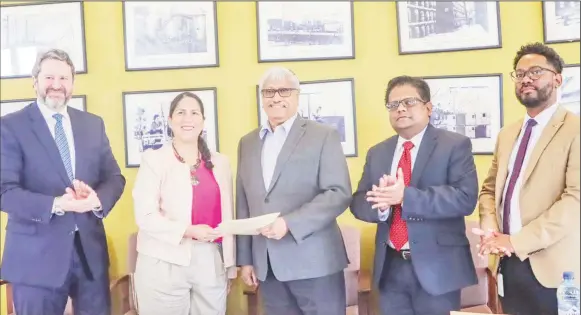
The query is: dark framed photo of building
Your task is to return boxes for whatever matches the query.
[122,88,219,168]
[257,78,358,157]
[561,64,580,115]
[0,1,87,79]
[122,1,219,71]
[423,74,503,155]
[1,95,87,116]
[396,1,501,54]
[256,1,355,62]
[542,1,580,44]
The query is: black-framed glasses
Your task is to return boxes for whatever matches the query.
[510,66,557,82]
[261,88,297,98]
[385,97,426,111]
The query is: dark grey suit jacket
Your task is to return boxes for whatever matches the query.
[235,116,351,282]
[350,124,478,296]
[0,103,126,288]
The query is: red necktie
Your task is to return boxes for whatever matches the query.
[389,141,414,250]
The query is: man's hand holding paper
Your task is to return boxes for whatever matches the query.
[217,212,280,236]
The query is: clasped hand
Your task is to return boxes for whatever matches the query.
[186,225,222,243]
[59,179,102,213]
[365,168,405,211]
[472,228,514,258]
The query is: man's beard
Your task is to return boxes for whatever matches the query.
[515,84,552,108]
[41,91,69,111]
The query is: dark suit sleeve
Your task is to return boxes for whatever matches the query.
[350,148,382,223]
[93,118,126,217]
[402,137,478,220]
[0,122,54,223]
[284,129,352,243]
[235,139,253,266]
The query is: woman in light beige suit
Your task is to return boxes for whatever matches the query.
[132,92,236,315]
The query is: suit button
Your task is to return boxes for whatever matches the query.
[265,198,269,203]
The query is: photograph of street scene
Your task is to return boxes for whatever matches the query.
[561,65,580,115]
[544,1,580,43]
[426,75,502,154]
[257,2,354,61]
[397,1,500,53]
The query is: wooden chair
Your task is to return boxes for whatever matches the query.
[109,232,139,315]
[459,220,503,314]
[243,224,373,315]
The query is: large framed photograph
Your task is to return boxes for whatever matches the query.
[0,1,87,79]
[561,64,580,115]
[542,2,580,44]
[257,78,358,157]
[395,1,501,54]
[122,1,219,71]
[423,74,503,155]
[1,95,86,116]
[256,1,355,62]
[122,88,219,168]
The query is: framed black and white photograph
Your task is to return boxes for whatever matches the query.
[395,1,501,54]
[543,1,580,43]
[122,88,219,168]
[423,74,502,155]
[561,64,580,115]
[0,1,87,79]
[1,95,86,116]
[257,78,358,157]
[256,1,355,62]
[122,1,219,71]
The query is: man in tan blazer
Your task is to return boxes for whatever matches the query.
[479,42,580,315]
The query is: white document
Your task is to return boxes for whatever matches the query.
[217,212,280,235]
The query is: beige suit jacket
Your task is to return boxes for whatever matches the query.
[132,143,236,279]
[479,106,580,288]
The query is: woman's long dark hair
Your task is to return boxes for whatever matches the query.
[168,92,214,170]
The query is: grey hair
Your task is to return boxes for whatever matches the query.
[258,66,300,91]
[31,49,76,79]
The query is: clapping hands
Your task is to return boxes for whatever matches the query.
[58,179,102,213]
[365,168,405,210]
[472,227,514,258]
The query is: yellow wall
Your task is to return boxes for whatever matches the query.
[0,2,579,314]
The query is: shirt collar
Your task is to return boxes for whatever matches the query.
[396,124,428,150]
[522,102,558,129]
[259,113,298,140]
[36,98,70,121]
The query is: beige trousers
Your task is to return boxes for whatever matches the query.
[134,241,227,315]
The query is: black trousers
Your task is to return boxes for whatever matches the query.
[499,255,557,315]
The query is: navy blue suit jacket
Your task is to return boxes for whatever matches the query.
[350,124,478,296]
[0,103,126,288]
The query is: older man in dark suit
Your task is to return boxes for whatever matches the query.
[350,76,479,315]
[0,49,125,315]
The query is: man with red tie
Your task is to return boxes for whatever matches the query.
[350,76,479,315]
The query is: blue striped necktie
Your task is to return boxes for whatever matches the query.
[53,113,73,182]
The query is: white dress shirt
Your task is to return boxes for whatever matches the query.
[500,103,559,235]
[378,125,428,250]
[259,114,298,190]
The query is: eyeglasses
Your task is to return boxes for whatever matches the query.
[510,66,557,82]
[261,88,297,98]
[385,97,426,111]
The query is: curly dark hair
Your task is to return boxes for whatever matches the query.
[384,75,431,104]
[513,42,565,73]
[168,92,214,170]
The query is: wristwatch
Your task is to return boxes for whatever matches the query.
[53,198,65,216]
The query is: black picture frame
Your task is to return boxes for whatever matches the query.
[542,1,580,44]
[122,87,219,168]
[256,78,359,157]
[395,1,502,55]
[0,95,87,116]
[256,1,355,63]
[0,1,88,79]
[420,73,504,155]
[121,1,220,71]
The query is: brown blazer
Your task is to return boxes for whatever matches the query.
[479,106,580,288]
[132,143,237,279]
